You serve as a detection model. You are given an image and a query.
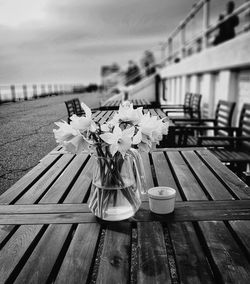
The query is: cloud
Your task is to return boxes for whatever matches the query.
[0,0,216,84]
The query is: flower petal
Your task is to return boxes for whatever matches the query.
[80,102,92,119]
[100,132,117,145]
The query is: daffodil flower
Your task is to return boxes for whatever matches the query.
[70,102,96,132]
[111,102,143,126]
[53,121,79,144]
[100,125,135,157]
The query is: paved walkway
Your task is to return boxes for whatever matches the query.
[0,92,103,194]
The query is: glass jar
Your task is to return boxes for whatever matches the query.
[88,152,143,221]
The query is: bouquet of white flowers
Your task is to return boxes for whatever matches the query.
[53,101,169,220]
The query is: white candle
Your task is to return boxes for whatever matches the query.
[148,187,176,214]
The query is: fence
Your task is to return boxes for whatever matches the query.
[0,83,75,103]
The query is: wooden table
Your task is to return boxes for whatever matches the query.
[100,98,151,110]
[1,147,250,283]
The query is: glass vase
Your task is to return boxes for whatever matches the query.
[88,152,143,221]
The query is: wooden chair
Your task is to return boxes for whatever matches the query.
[180,100,236,147]
[210,103,250,175]
[165,93,202,122]
[65,98,98,123]
[161,92,193,114]
[161,93,193,116]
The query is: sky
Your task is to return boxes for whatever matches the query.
[0,0,238,85]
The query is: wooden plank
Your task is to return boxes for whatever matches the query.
[137,222,171,283]
[99,110,114,124]
[0,213,96,224]
[198,221,250,283]
[14,224,72,284]
[197,149,250,199]
[1,205,250,224]
[0,203,90,214]
[182,151,234,200]
[148,109,158,117]
[39,145,62,162]
[2,200,250,224]
[0,224,15,244]
[0,154,59,204]
[229,220,250,256]
[1,200,250,214]
[55,223,100,284]
[39,154,88,204]
[63,156,94,203]
[0,225,43,283]
[140,152,154,191]
[93,111,105,122]
[167,151,208,201]
[96,223,131,283]
[151,152,182,201]
[155,109,167,119]
[169,222,215,283]
[16,154,74,204]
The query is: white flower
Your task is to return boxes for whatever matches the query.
[70,102,96,132]
[53,121,79,144]
[139,113,169,143]
[100,125,135,157]
[111,102,143,126]
[63,135,90,154]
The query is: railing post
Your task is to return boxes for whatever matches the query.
[168,38,173,64]
[23,85,28,100]
[155,74,161,107]
[180,24,186,58]
[10,85,16,102]
[33,85,37,99]
[160,42,166,66]
[203,0,210,49]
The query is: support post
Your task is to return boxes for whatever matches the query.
[203,0,210,49]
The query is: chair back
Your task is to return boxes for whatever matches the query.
[214,100,236,136]
[190,93,202,119]
[238,103,250,150]
[73,98,82,115]
[183,92,193,114]
[65,100,75,117]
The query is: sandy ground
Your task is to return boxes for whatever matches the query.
[0,92,103,195]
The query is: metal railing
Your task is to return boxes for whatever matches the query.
[160,0,250,65]
[0,83,75,103]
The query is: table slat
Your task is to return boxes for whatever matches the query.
[182,151,234,200]
[13,224,72,284]
[198,221,250,283]
[0,224,43,283]
[137,222,171,283]
[39,154,88,204]
[96,223,131,283]
[55,223,100,284]
[197,149,250,199]
[0,154,60,204]
[151,152,182,201]
[16,155,74,204]
[169,222,215,283]
[167,151,208,201]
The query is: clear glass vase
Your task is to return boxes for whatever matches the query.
[88,152,143,221]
